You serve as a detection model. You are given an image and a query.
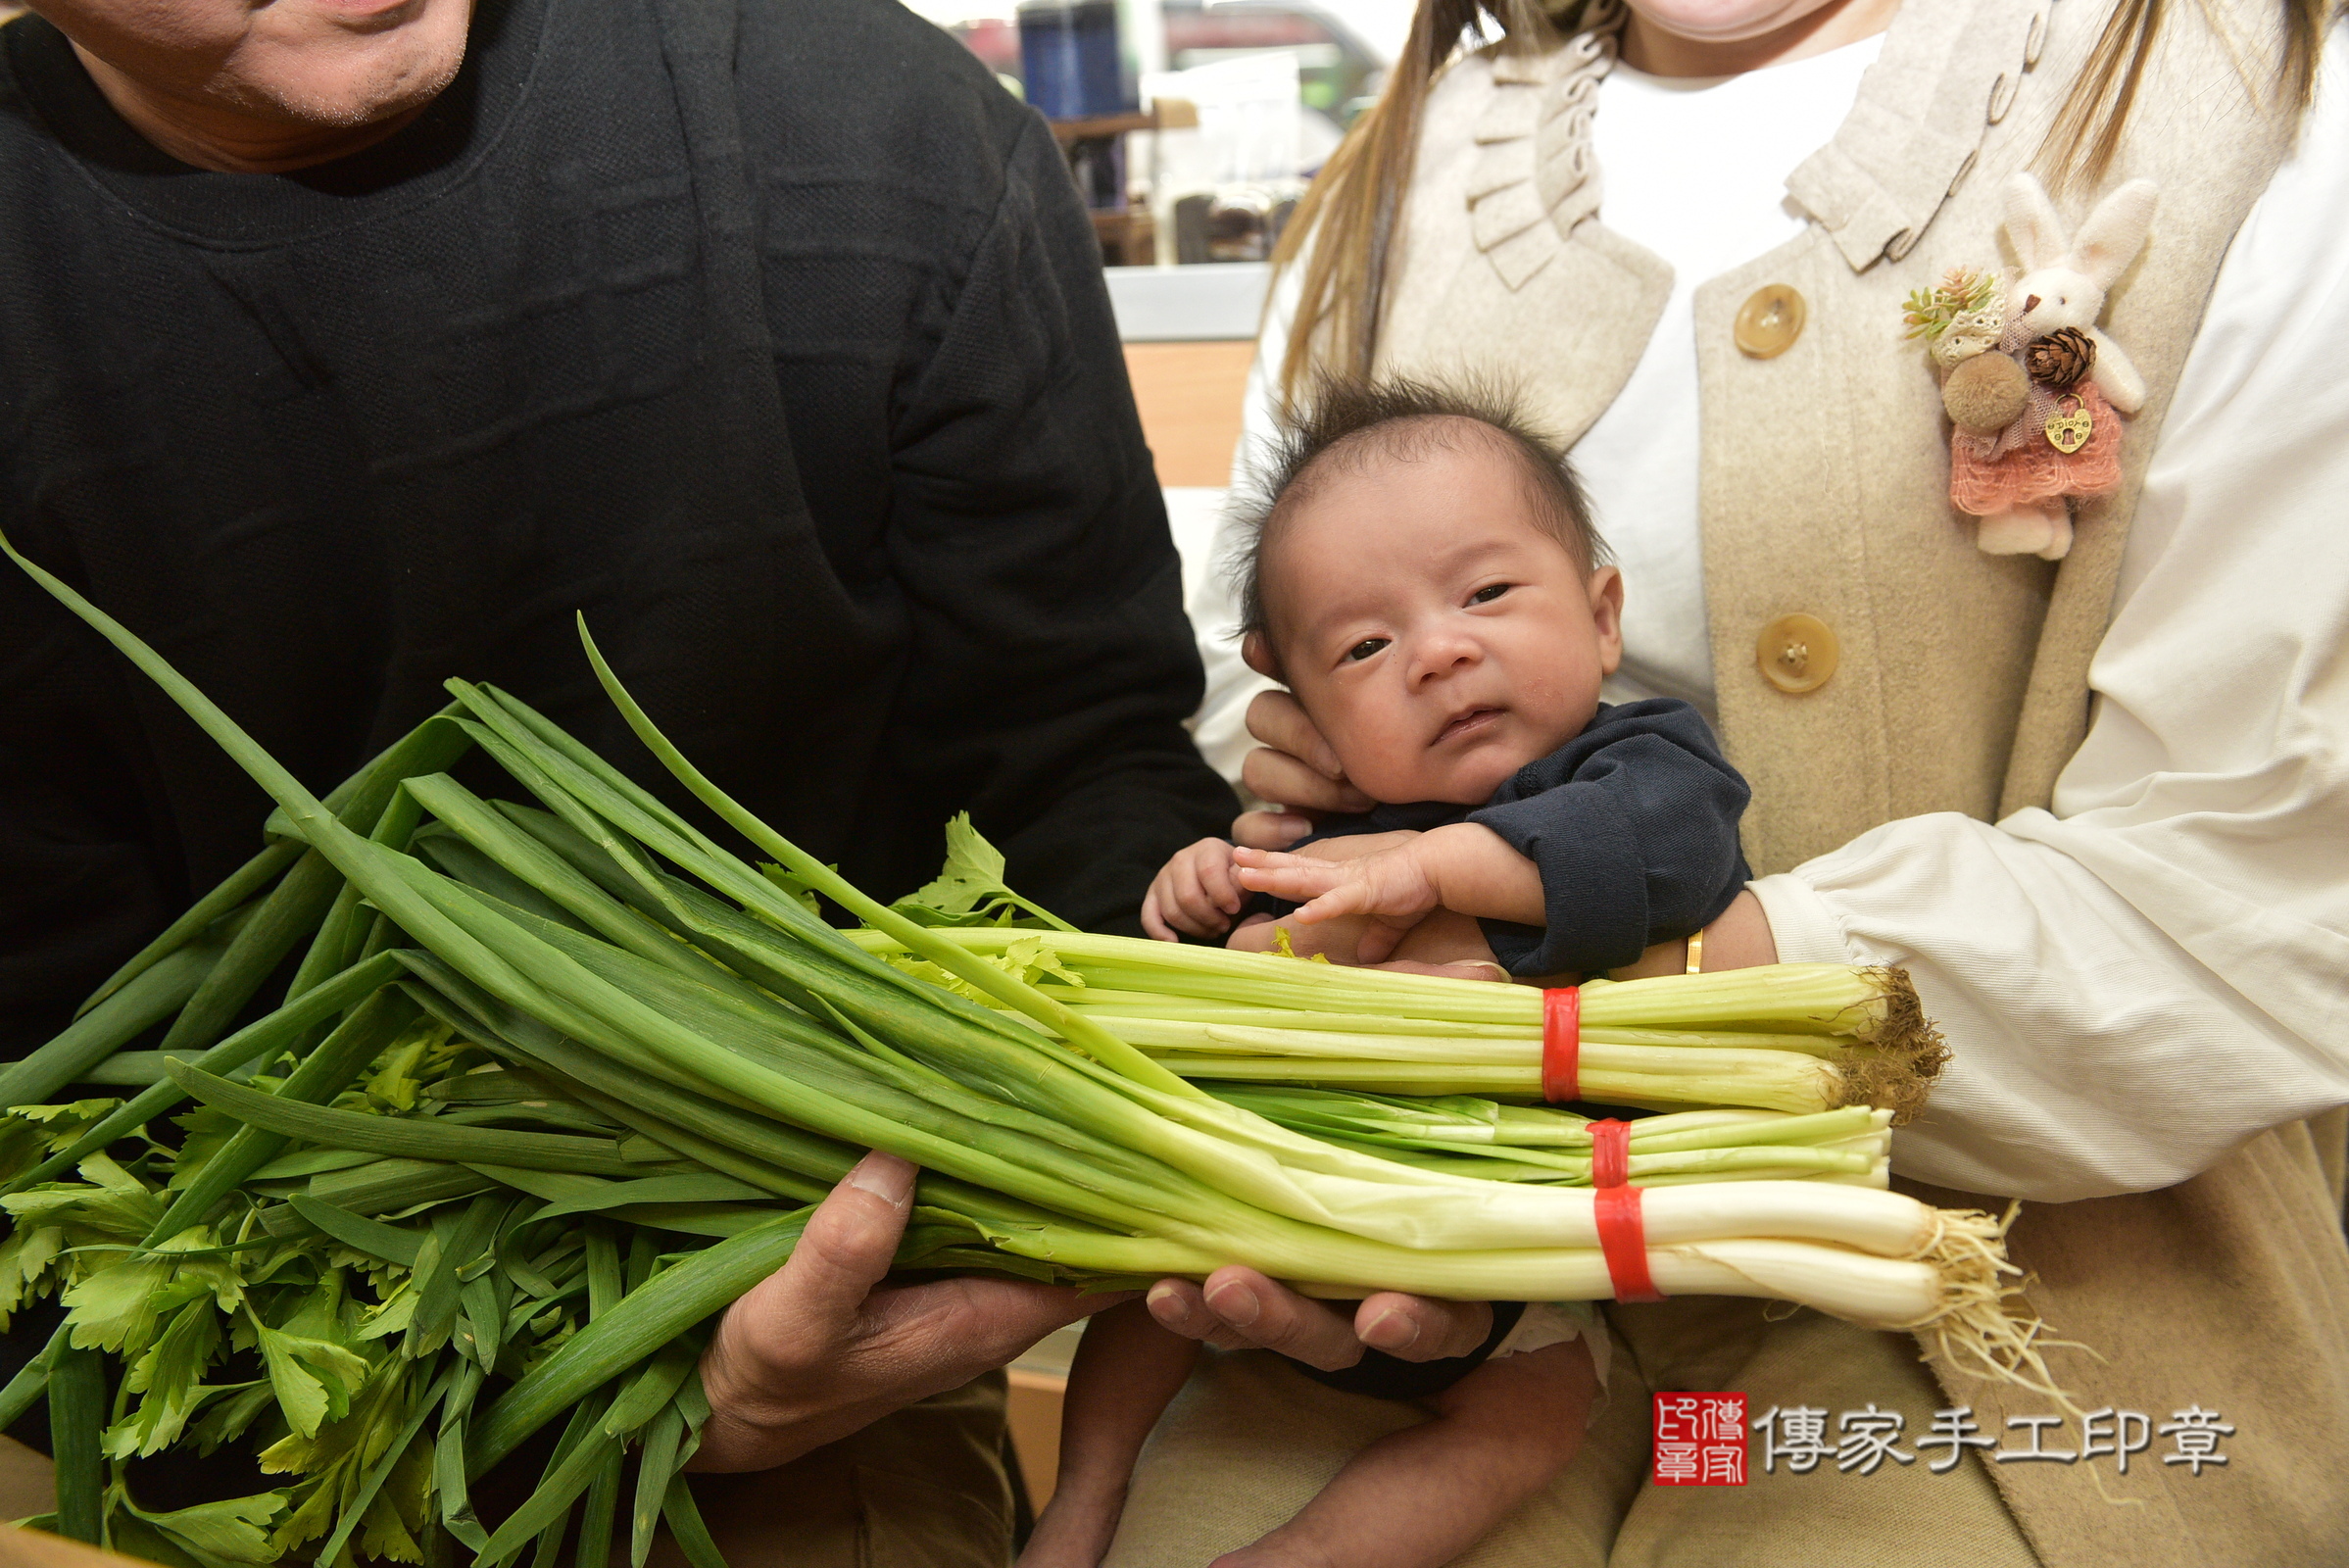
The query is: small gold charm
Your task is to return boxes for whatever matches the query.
[2045,394,2093,454]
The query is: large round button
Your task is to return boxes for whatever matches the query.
[1735,284,1806,359]
[1757,613,1838,694]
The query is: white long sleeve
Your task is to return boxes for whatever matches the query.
[1181,272,1293,788]
[1756,38,2349,1199]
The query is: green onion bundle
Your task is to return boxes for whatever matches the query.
[846,929,1948,1122]
[1207,1090,1896,1188]
[0,536,2054,1564]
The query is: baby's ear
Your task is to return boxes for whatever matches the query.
[1242,631,1282,680]
[1588,565,1626,676]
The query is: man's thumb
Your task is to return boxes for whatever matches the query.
[773,1151,917,1332]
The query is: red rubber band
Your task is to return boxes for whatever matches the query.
[1541,987,1581,1102]
[1594,1185,1664,1303]
[1587,1117,1660,1301]
[1588,1117,1631,1190]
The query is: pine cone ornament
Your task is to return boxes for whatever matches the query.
[2026,328,2096,389]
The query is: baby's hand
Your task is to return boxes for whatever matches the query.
[1231,840,1444,965]
[1142,837,1246,942]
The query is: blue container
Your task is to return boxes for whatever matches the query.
[1017,0,1129,119]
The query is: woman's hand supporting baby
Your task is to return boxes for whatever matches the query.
[1230,824,1542,965]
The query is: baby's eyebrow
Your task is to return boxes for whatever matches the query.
[1277,518,1550,654]
[1306,536,1523,622]
[1426,535,1524,573]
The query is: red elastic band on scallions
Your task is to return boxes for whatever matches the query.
[1588,1117,1631,1190]
[1540,987,1581,1102]
[1588,1117,1662,1302]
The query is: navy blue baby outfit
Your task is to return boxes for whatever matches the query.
[1254,698,1752,978]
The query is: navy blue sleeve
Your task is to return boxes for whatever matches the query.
[1467,700,1751,977]
[1283,1301,1528,1401]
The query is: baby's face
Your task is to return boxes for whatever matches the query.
[1252,437,1624,807]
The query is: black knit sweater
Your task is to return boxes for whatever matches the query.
[0,0,1236,1058]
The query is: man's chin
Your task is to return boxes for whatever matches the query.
[203,0,473,133]
[246,37,467,130]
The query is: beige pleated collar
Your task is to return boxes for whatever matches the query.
[1465,0,2055,289]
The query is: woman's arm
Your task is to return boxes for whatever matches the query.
[1750,51,2349,1200]
[1184,275,1297,791]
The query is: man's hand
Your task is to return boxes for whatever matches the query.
[1142,837,1246,942]
[1143,1267,1495,1371]
[694,1152,1128,1472]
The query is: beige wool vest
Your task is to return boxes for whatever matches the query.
[1376,1,2349,1561]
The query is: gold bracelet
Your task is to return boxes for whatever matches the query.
[1685,927,1705,974]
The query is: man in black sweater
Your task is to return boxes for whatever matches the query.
[0,0,1233,1553]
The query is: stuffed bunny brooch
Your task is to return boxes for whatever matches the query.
[1904,172,2159,561]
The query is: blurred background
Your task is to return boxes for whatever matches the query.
[898,0,1413,609]
[910,0,1407,268]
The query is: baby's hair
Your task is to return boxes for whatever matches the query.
[1228,375,1609,650]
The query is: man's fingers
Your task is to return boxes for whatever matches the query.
[863,1276,1124,1386]
[1144,1276,1486,1369]
[1353,1293,1495,1361]
[1224,916,1279,954]
[1372,957,1511,980]
[1241,747,1374,815]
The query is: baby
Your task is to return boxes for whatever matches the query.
[1149,376,1750,977]
[1025,382,1754,1567]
